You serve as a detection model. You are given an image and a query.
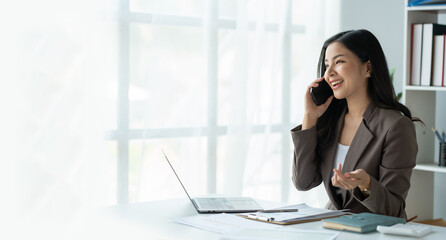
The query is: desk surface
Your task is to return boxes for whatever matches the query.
[101,198,446,240]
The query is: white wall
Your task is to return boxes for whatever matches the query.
[338,0,404,96]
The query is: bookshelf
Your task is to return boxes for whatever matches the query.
[403,1,446,220]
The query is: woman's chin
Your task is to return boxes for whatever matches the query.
[333,92,343,100]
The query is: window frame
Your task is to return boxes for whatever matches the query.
[107,0,302,204]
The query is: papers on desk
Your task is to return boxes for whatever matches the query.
[221,228,340,240]
[238,203,348,225]
[174,212,340,240]
[175,203,347,234]
[174,213,279,234]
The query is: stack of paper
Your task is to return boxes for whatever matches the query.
[238,203,348,224]
[174,213,280,234]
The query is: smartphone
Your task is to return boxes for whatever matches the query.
[310,78,333,106]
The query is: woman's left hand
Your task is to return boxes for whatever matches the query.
[331,163,371,191]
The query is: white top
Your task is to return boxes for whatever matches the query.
[333,143,349,194]
[333,143,349,172]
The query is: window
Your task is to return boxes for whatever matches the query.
[11,0,332,213]
[105,0,319,205]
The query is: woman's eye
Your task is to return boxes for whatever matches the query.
[336,60,343,64]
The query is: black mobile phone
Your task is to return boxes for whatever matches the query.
[310,79,333,106]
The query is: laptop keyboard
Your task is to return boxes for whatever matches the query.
[197,198,234,210]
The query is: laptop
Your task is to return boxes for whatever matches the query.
[162,150,263,213]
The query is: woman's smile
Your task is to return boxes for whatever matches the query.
[329,79,344,90]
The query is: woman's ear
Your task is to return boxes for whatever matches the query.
[365,61,372,78]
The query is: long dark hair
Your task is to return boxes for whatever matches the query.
[316,29,421,147]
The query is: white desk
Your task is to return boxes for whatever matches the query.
[101,198,446,240]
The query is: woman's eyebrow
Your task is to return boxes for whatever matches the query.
[325,54,345,62]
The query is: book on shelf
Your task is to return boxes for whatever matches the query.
[422,23,446,85]
[408,0,446,7]
[322,213,406,233]
[442,35,446,87]
[410,23,423,86]
[411,23,446,86]
[432,34,445,86]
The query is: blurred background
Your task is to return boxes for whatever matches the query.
[0,0,405,224]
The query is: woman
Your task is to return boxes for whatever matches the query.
[291,29,420,219]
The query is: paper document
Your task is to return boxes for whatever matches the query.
[174,213,280,234]
[239,203,347,223]
[221,228,340,240]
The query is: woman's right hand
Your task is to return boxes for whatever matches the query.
[302,77,333,130]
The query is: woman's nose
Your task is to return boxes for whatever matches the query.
[325,66,334,79]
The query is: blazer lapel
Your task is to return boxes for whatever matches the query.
[322,109,346,210]
[342,120,374,173]
[340,106,375,205]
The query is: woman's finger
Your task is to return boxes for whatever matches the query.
[334,169,362,189]
[313,77,324,84]
[332,173,345,188]
[333,164,361,190]
[307,77,324,93]
[333,175,346,189]
[331,175,338,187]
[333,170,350,189]
[346,170,361,178]
[336,177,352,189]
[335,169,357,184]
[321,95,334,108]
[333,169,348,181]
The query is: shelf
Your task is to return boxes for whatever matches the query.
[407,5,446,12]
[404,0,446,220]
[414,163,446,173]
[404,85,446,91]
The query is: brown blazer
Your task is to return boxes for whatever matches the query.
[291,103,417,218]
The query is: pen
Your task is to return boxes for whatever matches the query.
[259,209,299,213]
[432,128,444,142]
[247,214,275,222]
[407,215,418,222]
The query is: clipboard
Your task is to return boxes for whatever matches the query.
[237,213,349,225]
[236,203,350,225]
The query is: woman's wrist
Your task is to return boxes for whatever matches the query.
[358,174,371,191]
[302,114,317,130]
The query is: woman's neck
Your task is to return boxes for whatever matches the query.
[346,95,371,119]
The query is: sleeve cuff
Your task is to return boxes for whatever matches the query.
[353,176,379,206]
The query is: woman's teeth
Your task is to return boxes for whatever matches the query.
[331,80,343,87]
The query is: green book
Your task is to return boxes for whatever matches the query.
[322,213,406,233]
